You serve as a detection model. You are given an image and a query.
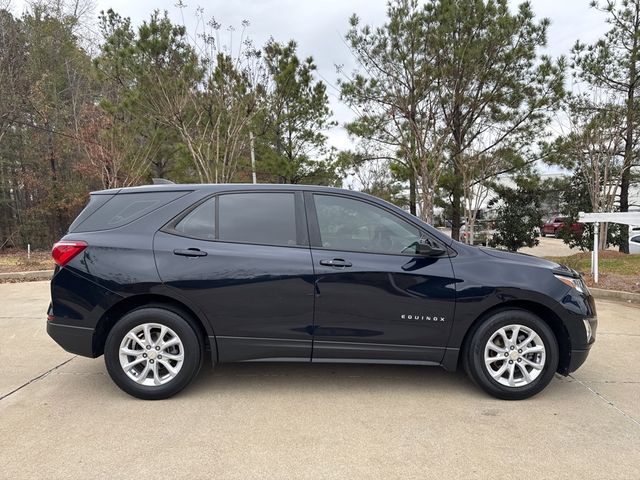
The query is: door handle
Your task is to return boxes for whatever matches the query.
[173,248,207,257]
[319,258,352,268]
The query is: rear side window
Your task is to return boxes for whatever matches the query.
[631,235,640,244]
[72,191,187,232]
[218,193,297,246]
[68,194,113,232]
[174,198,216,240]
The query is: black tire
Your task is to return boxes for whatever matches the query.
[104,307,203,400]
[463,309,559,400]
[541,231,546,237]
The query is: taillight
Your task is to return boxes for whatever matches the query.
[51,240,87,267]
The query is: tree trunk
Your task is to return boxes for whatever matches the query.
[619,22,638,254]
[409,172,417,216]
[48,128,61,239]
[450,98,463,241]
[599,222,608,251]
[451,166,462,241]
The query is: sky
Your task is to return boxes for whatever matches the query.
[9,0,613,156]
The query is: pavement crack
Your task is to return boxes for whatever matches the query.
[568,373,640,427]
[597,332,640,337]
[0,356,76,401]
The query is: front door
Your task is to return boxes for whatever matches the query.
[154,191,315,362]
[306,192,457,364]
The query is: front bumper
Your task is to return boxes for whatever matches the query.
[567,348,592,373]
[566,316,597,374]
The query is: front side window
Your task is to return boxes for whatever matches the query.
[313,194,422,254]
[218,193,298,246]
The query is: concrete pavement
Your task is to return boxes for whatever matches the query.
[1,281,639,479]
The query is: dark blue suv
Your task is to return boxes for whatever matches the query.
[47,184,597,400]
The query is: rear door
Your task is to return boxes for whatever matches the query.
[306,192,457,364]
[154,190,315,362]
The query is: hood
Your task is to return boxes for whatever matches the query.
[478,247,577,277]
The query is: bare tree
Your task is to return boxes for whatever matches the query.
[558,93,626,249]
[75,104,155,188]
[150,14,268,183]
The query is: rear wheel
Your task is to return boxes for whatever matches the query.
[104,307,202,400]
[464,310,558,400]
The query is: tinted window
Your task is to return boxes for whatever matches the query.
[68,194,113,232]
[631,235,640,244]
[314,194,421,254]
[218,193,297,246]
[74,191,186,232]
[174,198,215,240]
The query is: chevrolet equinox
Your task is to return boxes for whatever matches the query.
[47,184,597,400]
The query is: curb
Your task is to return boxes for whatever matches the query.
[590,287,640,304]
[0,270,53,282]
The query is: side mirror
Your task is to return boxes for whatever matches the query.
[415,241,446,257]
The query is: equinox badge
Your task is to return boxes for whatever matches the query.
[401,314,445,322]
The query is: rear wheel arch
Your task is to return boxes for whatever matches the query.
[93,294,215,362]
[459,300,571,375]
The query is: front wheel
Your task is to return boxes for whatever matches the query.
[104,307,203,400]
[464,310,559,400]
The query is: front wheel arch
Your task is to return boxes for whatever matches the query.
[459,301,571,375]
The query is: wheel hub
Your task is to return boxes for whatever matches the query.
[483,324,546,388]
[118,323,185,387]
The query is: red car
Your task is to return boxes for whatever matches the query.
[541,216,583,238]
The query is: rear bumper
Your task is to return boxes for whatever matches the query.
[48,267,125,357]
[47,321,96,358]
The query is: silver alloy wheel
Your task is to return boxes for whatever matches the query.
[483,324,546,388]
[118,323,185,386]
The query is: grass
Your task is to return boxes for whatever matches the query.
[546,251,640,276]
[546,251,640,294]
[0,250,53,274]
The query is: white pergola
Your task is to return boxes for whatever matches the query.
[578,212,640,283]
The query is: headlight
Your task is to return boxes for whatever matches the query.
[554,274,588,294]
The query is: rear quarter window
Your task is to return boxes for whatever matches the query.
[71,191,188,232]
[68,194,113,232]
